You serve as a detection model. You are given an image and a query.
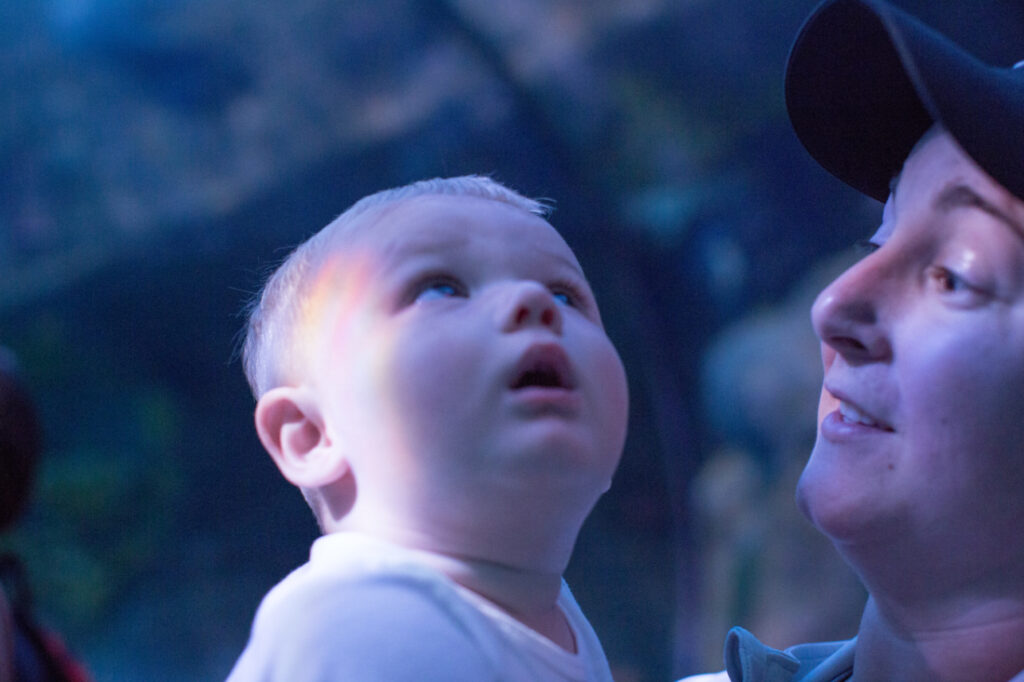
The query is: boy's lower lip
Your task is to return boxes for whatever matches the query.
[508,386,581,413]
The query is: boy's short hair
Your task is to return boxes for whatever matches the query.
[241,176,551,400]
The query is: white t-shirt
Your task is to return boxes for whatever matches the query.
[227,532,614,682]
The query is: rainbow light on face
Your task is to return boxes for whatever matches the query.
[296,249,378,375]
[296,246,416,476]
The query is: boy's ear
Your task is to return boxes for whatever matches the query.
[254,387,348,488]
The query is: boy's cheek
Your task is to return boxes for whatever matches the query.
[592,346,629,438]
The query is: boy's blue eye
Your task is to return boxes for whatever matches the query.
[413,279,464,303]
[549,280,588,309]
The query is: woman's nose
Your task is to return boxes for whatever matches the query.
[811,258,892,364]
[500,282,563,335]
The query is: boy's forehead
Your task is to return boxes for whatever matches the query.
[334,194,582,269]
[294,193,597,376]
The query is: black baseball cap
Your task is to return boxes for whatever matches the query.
[784,0,1024,202]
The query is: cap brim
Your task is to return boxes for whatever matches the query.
[785,0,1024,202]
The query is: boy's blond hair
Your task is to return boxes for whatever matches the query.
[241,176,550,401]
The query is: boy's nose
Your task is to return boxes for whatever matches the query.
[501,282,563,335]
[811,258,892,364]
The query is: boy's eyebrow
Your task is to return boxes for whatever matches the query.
[377,233,587,277]
[934,183,1024,239]
[545,249,587,277]
[379,233,471,263]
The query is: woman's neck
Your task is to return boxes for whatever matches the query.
[853,594,1024,682]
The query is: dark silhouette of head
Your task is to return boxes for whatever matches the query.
[0,350,42,532]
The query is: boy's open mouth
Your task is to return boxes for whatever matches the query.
[512,367,565,389]
[509,345,574,391]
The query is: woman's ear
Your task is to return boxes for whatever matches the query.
[254,386,349,488]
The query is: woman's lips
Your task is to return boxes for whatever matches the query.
[838,400,885,428]
[820,387,894,438]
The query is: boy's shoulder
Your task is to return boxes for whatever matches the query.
[255,532,491,635]
[229,533,614,682]
[230,532,502,681]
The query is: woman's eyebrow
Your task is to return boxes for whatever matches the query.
[934,183,1024,238]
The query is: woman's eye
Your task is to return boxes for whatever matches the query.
[937,269,962,291]
[929,266,973,294]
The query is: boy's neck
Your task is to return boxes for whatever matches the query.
[324,487,597,651]
[327,515,581,652]
[412,548,577,653]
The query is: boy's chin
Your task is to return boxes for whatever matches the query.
[505,429,623,478]
[504,456,619,507]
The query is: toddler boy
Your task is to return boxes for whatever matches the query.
[227,176,629,681]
